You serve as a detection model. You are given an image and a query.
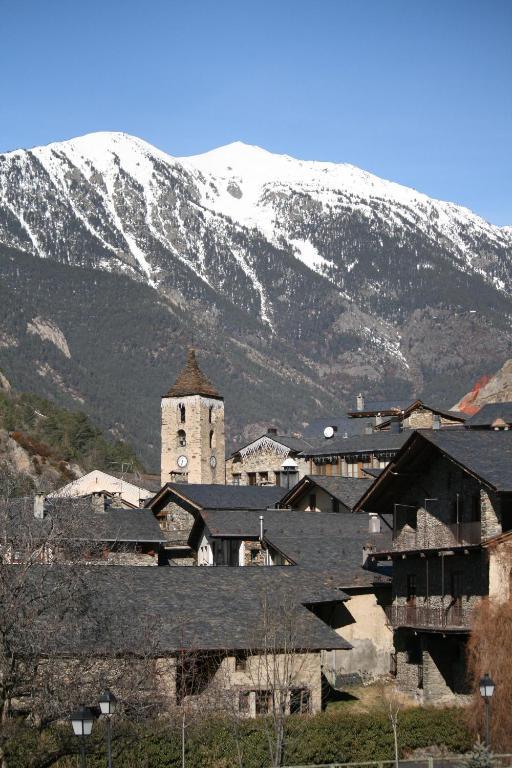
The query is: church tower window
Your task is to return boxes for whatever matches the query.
[209,405,214,424]
[178,429,187,447]
[210,429,215,450]
[179,404,186,423]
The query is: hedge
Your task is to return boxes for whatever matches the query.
[7,707,473,768]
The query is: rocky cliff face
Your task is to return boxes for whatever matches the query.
[0,132,511,466]
[454,360,512,414]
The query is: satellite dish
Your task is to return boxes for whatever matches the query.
[324,426,335,439]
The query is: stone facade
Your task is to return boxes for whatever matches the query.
[226,437,308,487]
[161,394,225,486]
[402,407,462,430]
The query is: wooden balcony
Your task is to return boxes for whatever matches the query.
[386,604,472,630]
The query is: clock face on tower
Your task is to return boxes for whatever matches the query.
[210,455,217,468]
[177,455,188,469]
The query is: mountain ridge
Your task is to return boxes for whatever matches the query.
[1,132,511,466]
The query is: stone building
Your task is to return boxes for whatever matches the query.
[24,564,351,717]
[1,494,165,566]
[161,349,225,486]
[348,396,466,431]
[278,475,373,513]
[188,508,394,683]
[300,432,409,479]
[226,430,314,487]
[145,483,285,561]
[50,469,159,507]
[355,429,512,704]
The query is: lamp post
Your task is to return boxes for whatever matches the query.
[479,673,495,748]
[70,707,95,768]
[99,689,117,768]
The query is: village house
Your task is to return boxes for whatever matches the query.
[21,564,352,717]
[355,429,512,704]
[145,482,284,562]
[50,469,160,507]
[348,395,466,431]
[1,493,165,565]
[225,429,315,487]
[187,508,393,683]
[299,431,409,479]
[278,475,373,513]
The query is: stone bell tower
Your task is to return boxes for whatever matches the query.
[161,349,225,486]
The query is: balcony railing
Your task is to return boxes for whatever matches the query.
[386,603,472,630]
[393,521,482,550]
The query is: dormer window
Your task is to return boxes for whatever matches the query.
[179,404,186,423]
[178,429,186,447]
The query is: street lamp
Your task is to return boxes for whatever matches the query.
[70,706,95,768]
[99,689,117,768]
[479,673,495,747]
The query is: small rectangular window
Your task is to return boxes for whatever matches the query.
[255,690,272,715]
[247,473,257,486]
[406,574,417,603]
[290,688,311,714]
[235,652,248,671]
[331,498,340,514]
[309,493,317,511]
[238,691,250,713]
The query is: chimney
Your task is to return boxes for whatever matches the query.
[33,493,45,519]
[389,417,402,433]
[92,492,106,513]
[259,515,264,542]
[364,425,373,435]
[432,414,441,431]
[375,414,383,426]
[362,543,375,565]
[369,512,381,533]
[267,427,278,436]
[356,393,365,412]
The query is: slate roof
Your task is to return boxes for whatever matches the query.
[163,348,222,399]
[349,398,413,416]
[190,509,392,587]
[362,468,383,479]
[354,429,512,516]
[1,496,165,543]
[300,431,409,457]
[149,483,286,511]
[25,565,352,654]
[419,429,512,492]
[302,417,374,439]
[279,476,373,512]
[465,403,512,428]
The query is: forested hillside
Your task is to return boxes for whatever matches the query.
[0,377,142,494]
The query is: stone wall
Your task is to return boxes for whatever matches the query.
[161,394,225,486]
[392,453,489,552]
[488,538,512,602]
[156,500,195,546]
[226,444,308,487]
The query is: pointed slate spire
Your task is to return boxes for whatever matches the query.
[164,349,222,399]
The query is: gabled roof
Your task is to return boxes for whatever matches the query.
[465,402,512,428]
[300,431,409,458]
[229,432,316,460]
[25,565,352,654]
[279,476,373,512]
[1,496,165,543]
[146,483,285,514]
[189,508,392,588]
[354,429,512,516]
[163,348,222,400]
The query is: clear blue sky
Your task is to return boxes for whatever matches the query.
[1,0,511,224]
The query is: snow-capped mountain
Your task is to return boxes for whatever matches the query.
[0,132,511,463]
